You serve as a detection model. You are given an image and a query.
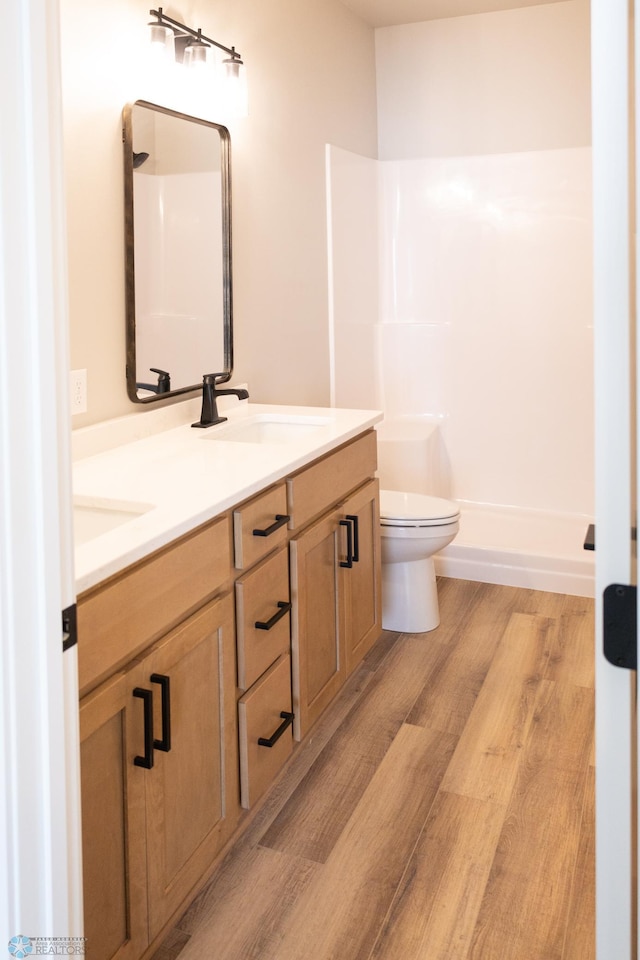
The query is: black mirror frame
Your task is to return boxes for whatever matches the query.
[122,100,233,403]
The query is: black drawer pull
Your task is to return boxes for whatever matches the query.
[133,688,154,769]
[252,514,290,538]
[255,600,292,631]
[346,514,360,562]
[150,673,171,752]
[258,711,294,748]
[339,518,353,568]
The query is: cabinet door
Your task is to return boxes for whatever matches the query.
[143,594,239,938]
[341,479,382,675]
[290,510,345,740]
[80,664,149,960]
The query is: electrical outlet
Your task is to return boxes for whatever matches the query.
[69,369,87,415]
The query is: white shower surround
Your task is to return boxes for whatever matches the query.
[327,144,594,596]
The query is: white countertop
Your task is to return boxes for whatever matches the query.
[73,400,382,594]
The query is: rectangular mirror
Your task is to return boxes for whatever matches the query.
[123,100,233,402]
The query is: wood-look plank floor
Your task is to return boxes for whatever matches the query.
[152,579,595,960]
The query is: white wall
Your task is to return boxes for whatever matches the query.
[330,0,593,518]
[376,0,590,159]
[60,0,378,426]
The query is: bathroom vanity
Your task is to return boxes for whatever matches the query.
[73,402,382,960]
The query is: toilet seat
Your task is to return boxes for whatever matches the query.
[380,490,460,527]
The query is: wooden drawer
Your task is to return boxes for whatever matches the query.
[77,515,232,696]
[238,653,293,809]
[233,483,289,570]
[286,431,377,531]
[235,547,291,692]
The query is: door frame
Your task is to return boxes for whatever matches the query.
[592,0,637,956]
[0,0,82,942]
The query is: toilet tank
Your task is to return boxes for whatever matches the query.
[375,417,451,499]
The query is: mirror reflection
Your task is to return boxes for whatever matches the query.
[123,100,232,402]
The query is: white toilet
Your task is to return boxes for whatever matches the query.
[376,419,460,633]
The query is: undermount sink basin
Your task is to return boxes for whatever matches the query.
[73,496,153,545]
[203,414,333,444]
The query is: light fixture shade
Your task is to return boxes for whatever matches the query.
[183,38,210,69]
[148,21,175,59]
[223,58,242,81]
[222,57,248,117]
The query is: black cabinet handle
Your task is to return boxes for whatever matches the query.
[346,514,360,562]
[255,600,292,631]
[339,518,353,568]
[133,687,154,769]
[150,673,171,752]
[258,711,294,748]
[252,514,290,538]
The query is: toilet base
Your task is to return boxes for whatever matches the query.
[381,556,440,633]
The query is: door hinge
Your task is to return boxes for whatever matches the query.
[62,603,77,652]
[603,584,636,670]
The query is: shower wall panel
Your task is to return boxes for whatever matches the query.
[328,144,593,518]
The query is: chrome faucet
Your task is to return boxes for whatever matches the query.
[191,373,249,428]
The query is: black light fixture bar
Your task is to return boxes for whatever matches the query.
[149,7,242,61]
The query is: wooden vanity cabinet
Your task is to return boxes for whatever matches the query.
[78,427,382,960]
[288,434,382,740]
[80,662,148,960]
[235,546,291,693]
[80,595,238,960]
[234,488,294,809]
[142,595,238,938]
[341,479,382,676]
[77,516,232,695]
[233,483,288,571]
[78,518,238,960]
[238,652,294,808]
[290,508,345,740]
[290,478,382,740]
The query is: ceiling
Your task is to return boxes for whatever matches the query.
[338,0,567,28]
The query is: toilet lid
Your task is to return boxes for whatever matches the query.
[380,490,460,526]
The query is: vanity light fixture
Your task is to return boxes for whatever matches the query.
[148,7,245,90]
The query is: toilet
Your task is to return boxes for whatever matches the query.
[376,418,460,633]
